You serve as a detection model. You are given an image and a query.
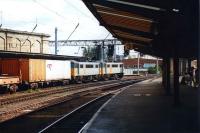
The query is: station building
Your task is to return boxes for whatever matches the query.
[122,57,162,75]
[0,28,50,54]
[123,58,162,69]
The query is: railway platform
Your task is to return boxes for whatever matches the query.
[83,78,199,133]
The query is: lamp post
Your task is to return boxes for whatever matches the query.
[156,57,159,74]
[137,52,140,75]
[55,27,58,55]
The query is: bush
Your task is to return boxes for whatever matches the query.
[148,66,157,74]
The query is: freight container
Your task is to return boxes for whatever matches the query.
[1,58,46,83]
[46,60,71,81]
[1,59,71,83]
[20,59,46,82]
[1,58,20,76]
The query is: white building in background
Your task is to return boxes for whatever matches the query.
[126,50,158,60]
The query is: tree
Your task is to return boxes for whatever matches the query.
[82,46,96,61]
[148,66,161,74]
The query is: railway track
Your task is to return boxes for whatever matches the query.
[0,76,148,106]
[0,80,120,106]
[0,79,139,133]
[0,78,146,123]
[39,93,114,133]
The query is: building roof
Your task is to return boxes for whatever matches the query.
[0,50,85,61]
[82,0,198,58]
[0,28,50,37]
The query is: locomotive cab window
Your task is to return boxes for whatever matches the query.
[86,65,93,68]
[112,64,118,68]
[95,65,98,68]
[80,64,83,68]
[74,63,79,68]
[107,64,110,67]
[120,64,123,68]
[71,62,74,68]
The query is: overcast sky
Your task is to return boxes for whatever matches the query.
[0,0,113,40]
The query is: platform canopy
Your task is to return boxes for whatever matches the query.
[82,0,198,58]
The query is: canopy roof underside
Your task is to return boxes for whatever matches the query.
[83,0,198,58]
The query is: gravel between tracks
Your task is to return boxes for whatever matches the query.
[0,80,132,122]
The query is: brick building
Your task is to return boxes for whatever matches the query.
[122,58,162,69]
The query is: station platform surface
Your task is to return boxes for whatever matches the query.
[84,78,200,133]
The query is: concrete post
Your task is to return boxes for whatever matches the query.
[156,57,159,74]
[166,58,171,95]
[181,59,186,75]
[188,59,192,70]
[179,59,183,75]
[174,57,180,105]
[55,27,58,55]
[101,41,105,62]
[162,58,166,86]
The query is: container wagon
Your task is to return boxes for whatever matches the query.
[0,58,71,92]
[0,58,124,93]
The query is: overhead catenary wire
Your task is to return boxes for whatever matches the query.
[33,0,108,41]
[32,0,82,42]
[32,0,77,24]
[64,0,96,22]
[21,19,38,46]
[0,7,42,30]
[104,33,110,40]
[33,0,65,19]
[32,0,110,45]
[62,22,80,45]
[64,0,110,41]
